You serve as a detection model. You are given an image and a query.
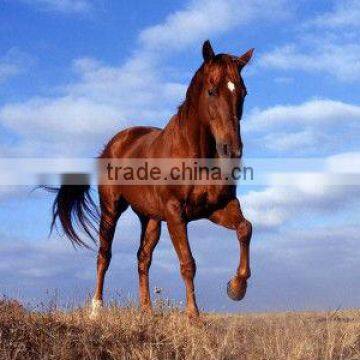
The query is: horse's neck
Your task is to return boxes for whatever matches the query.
[159,67,216,157]
[161,112,214,158]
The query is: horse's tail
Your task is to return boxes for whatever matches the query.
[47,174,99,247]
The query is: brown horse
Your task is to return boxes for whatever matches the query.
[50,40,254,320]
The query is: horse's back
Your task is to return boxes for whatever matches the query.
[101,126,162,158]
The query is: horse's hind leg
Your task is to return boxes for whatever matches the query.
[137,216,161,312]
[90,190,128,319]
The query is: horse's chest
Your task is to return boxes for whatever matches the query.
[185,185,231,218]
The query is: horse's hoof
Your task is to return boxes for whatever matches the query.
[227,278,247,301]
[89,299,103,320]
[89,311,99,320]
[187,312,205,327]
[140,305,154,315]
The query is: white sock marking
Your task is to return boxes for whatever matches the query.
[90,299,103,319]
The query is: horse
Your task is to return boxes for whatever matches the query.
[50,40,254,320]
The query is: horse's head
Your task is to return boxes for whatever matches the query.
[198,40,254,158]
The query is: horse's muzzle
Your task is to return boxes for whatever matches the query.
[216,142,242,158]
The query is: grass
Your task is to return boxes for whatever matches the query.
[0,298,359,360]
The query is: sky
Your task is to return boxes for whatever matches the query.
[0,0,359,313]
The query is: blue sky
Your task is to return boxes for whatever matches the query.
[0,0,359,312]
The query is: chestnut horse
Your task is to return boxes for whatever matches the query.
[50,40,254,320]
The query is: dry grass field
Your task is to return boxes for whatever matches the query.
[0,298,359,360]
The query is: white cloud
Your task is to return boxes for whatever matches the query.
[309,0,360,28]
[0,96,123,156]
[68,55,186,121]
[244,99,360,154]
[241,153,360,229]
[243,182,359,229]
[326,152,360,173]
[0,55,185,156]
[0,0,290,157]
[258,0,360,82]
[139,0,290,50]
[246,99,360,130]
[1,97,121,137]
[259,42,360,81]
[0,48,32,84]
[19,0,92,14]
[260,130,319,152]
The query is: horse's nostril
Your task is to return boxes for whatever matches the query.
[236,146,243,158]
[223,144,229,156]
[216,142,232,158]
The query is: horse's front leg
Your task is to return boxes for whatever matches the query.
[210,198,253,301]
[166,202,199,319]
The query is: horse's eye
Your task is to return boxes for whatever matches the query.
[208,88,217,96]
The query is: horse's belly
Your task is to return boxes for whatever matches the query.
[122,185,165,219]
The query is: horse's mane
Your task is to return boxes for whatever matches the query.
[177,64,205,122]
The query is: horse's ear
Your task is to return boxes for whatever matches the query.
[202,40,215,62]
[238,48,255,68]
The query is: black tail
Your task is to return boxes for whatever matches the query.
[48,173,99,247]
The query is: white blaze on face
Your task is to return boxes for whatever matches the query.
[227,81,235,92]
